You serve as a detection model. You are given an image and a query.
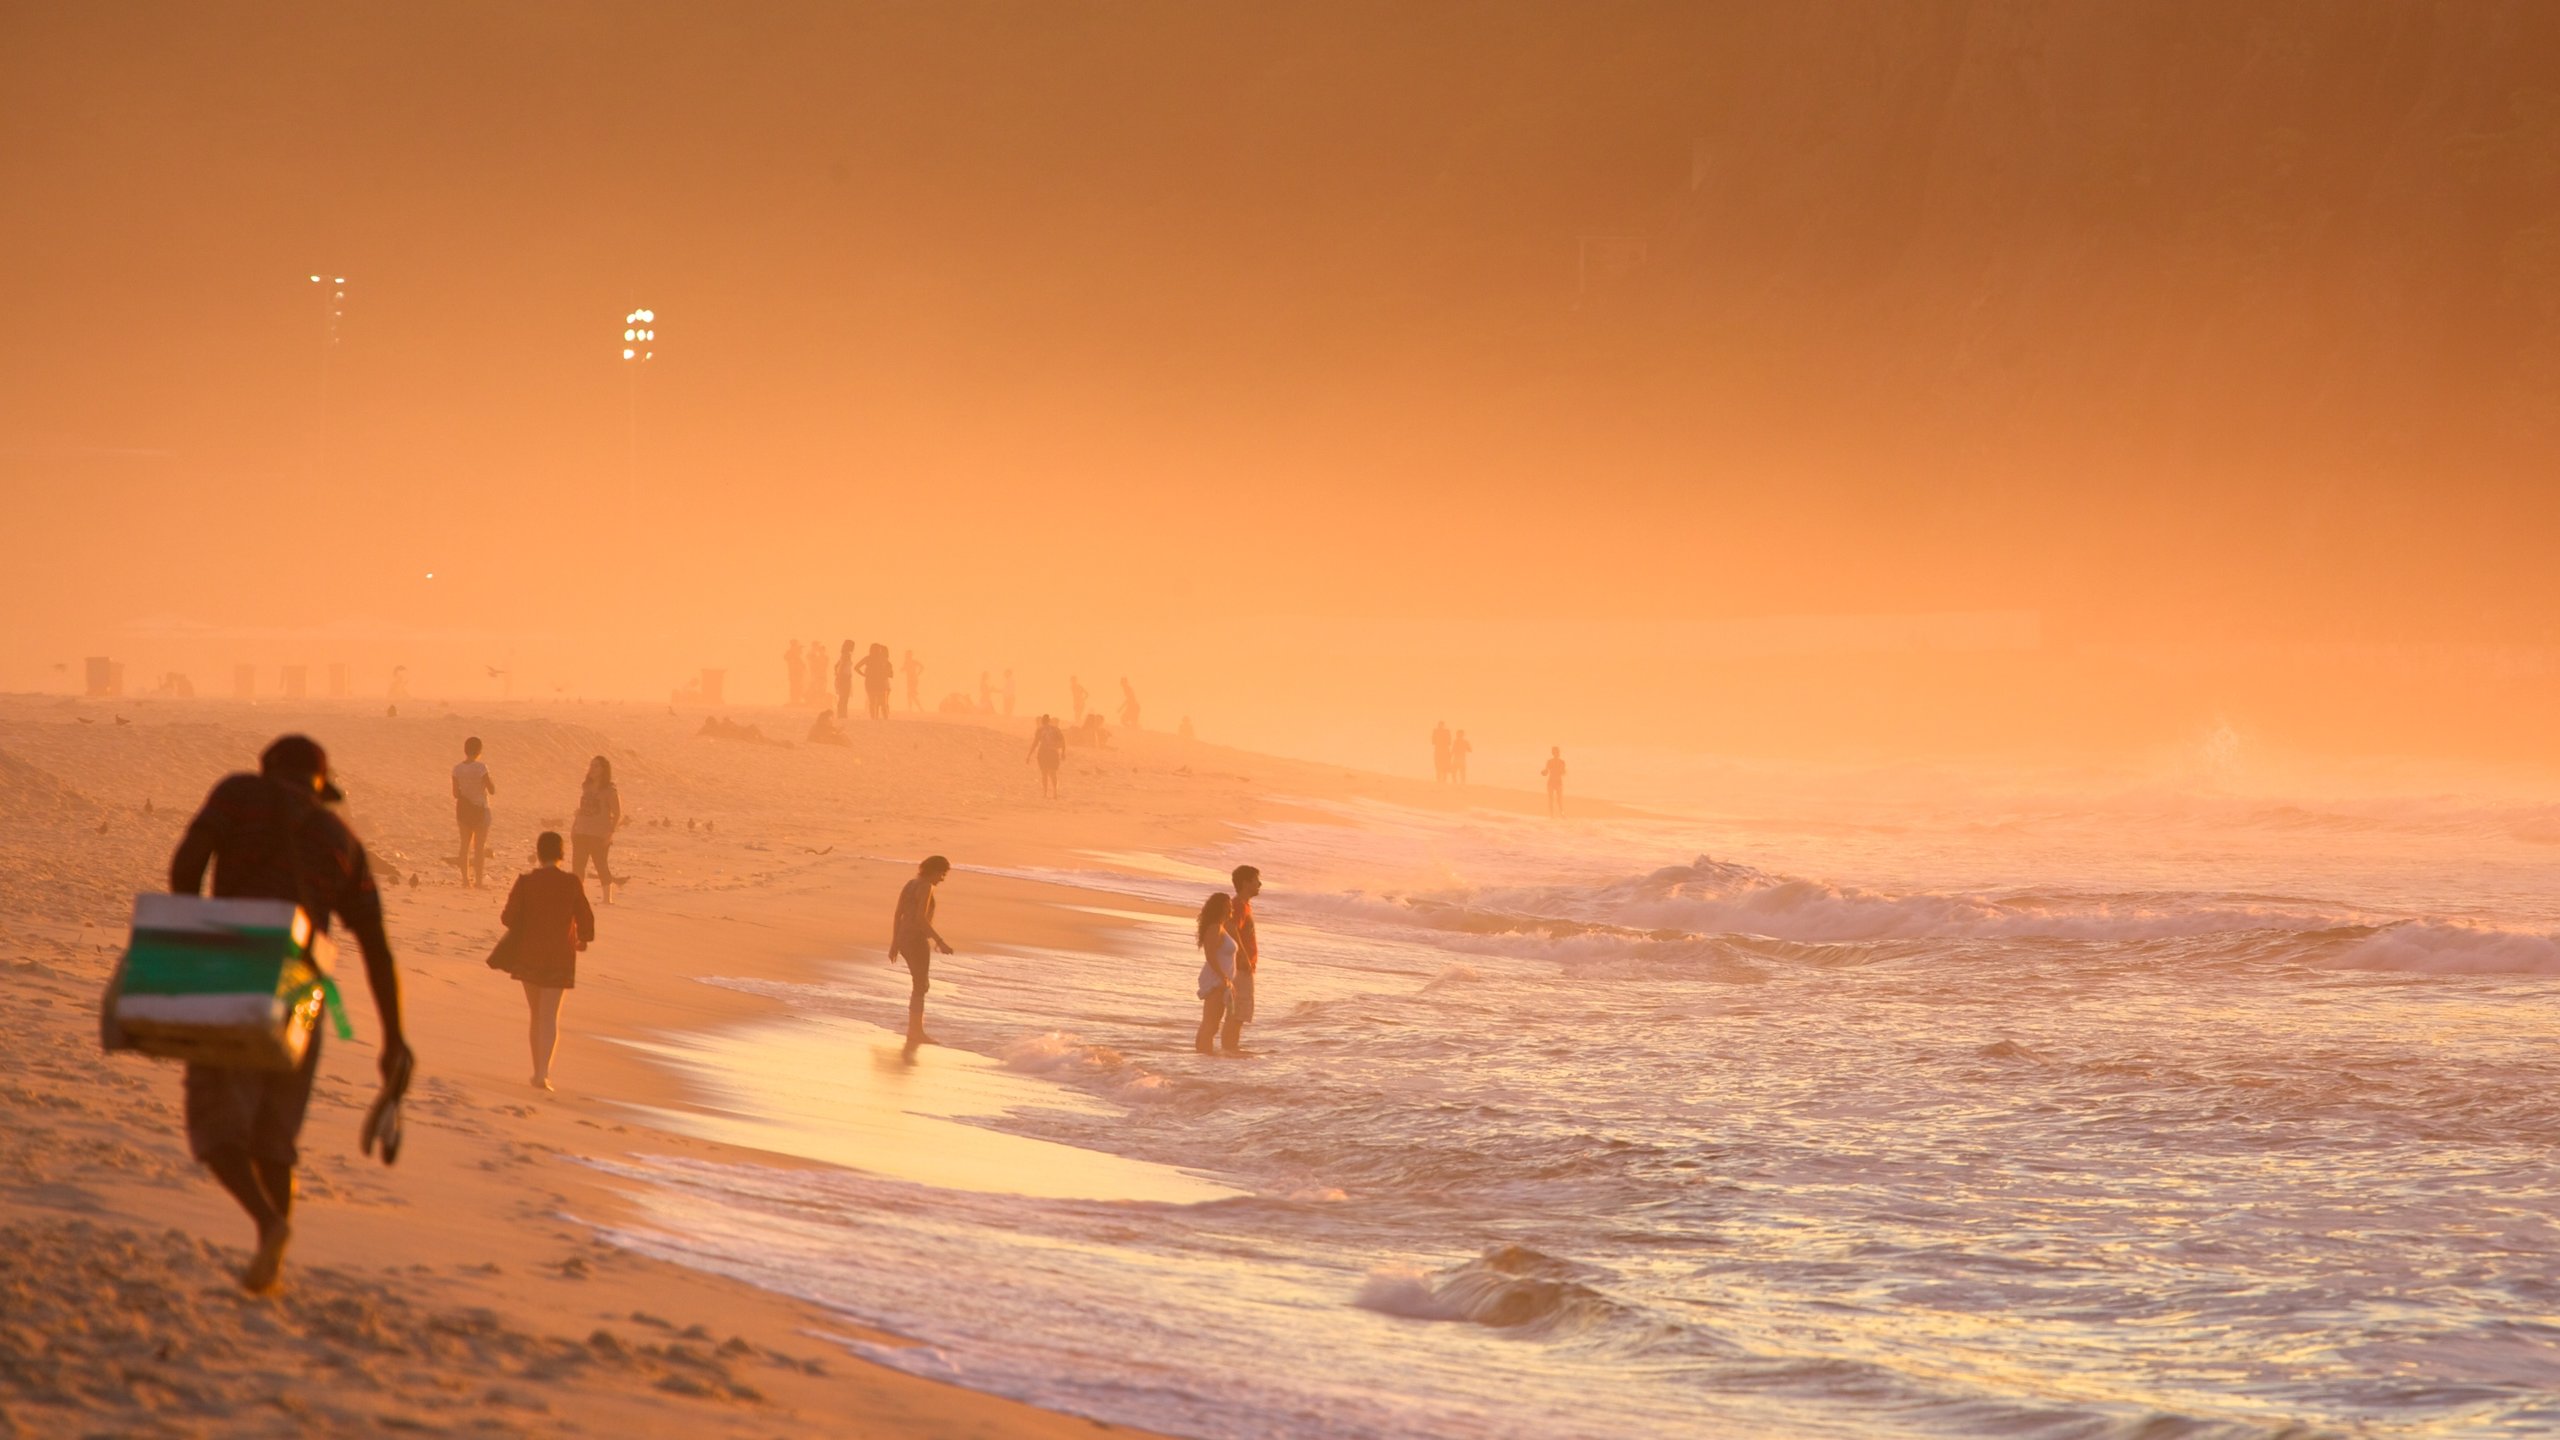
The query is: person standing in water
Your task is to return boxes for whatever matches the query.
[163,734,412,1294]
[451,736,496,888]
[1542,746,1567,817]
[889,856,955,1055]
[1219,864,1262,1054]
[489,830,595,1092]
[1193,890,1237,1055]
[569,755,621,903]
[1026,713,1066,798]
[1118,677,1141,731]
[857,643,895,720]
[903,649,924,712]
[1452,729,1473,785]
[1431,720,1452,783]
[833,641,855,721]
[1070,675,1089,723]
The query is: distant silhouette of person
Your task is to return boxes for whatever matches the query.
[1002,668,1016,719]
[489,830,595,1092]
[1219,865,1261,1053]
[807,708,849,745]
[1194,890,1236,1055]
[784,640,804,706]
[889,856,955,1056]
[1542,746,1567,817]
[569,755,621,903]
[452,736,495,888]
[834,641,855,720]
[857,643,893,720]
[1119,678,1141,731]
[162,734,411,1294]
[1452,729,1472,784]
[1431,720,1452,783]
[904,650,923,711]
[1070,675,1089,723]
[1027,713,1066,798]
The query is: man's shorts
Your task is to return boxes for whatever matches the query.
[1230,964,1255,1025]
[184,1037,323,1166]
[456,801,491,838]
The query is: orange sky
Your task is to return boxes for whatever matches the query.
[5,3,2557,767]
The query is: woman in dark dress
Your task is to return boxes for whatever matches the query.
[492,830,595,1091]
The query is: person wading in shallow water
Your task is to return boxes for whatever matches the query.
[1193,890,1238,1054]
[162,734,413,1294]
[889,855,955,1056]
[1219,864,1262,1054]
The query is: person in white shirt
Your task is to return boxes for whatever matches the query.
[1194,890,1237,1055]
[451,736,496,888]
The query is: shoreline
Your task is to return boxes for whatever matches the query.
[0,693,1598,1437]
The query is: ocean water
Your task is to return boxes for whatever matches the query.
[586,782,2560,1439]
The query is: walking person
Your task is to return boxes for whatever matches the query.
[161,734,413,1293]
[1026,713,1066,798]
[487,831,595,1092]
[834,640,855,721]
[1194,891,1237,1055]
[1219,864,1262,1054]
[1542,746,1568,817]
[569,755,621,903]
[858,643,895,720]
[451,736,496,888]
[903,649,923,712]
[888,855,955,1056]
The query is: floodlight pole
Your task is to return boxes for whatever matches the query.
[309,274,346,473]
[621,307,656,471]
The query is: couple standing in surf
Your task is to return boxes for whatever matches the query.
[1194,865,1263,1055]
[887,857,1268,1061]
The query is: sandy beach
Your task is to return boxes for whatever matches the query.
[0,690,1568,1438]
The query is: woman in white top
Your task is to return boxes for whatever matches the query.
[1194,891,1237,1055]
[569,755,622,903]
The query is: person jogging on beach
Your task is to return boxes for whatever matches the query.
[163,734,412,1294]
[1542,746,1567,817]
[889,856,955,1055]
[1219,864,1262,1054]
[452,736,495,888]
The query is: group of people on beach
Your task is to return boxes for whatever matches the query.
[148,724,1280,1293]
[1432,722,1571,817]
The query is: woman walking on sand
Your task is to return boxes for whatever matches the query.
[570,755,622,902]
[1194,891,1238,1055]
[488,831,596,1092]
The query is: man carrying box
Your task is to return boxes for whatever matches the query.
[167,734,412,1294]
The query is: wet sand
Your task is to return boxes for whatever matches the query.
[0,691,1583,1437]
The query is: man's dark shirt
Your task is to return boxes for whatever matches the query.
[170,773,391,968]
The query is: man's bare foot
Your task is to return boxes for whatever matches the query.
[531,1075,554,1092]
[241,1221,291,1295]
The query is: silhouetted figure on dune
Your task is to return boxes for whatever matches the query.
[858,643,894,720]
[570,755,621,903]
[889,856,955,1057]
[452,736,495,889]
[1027,713,1066,798]
[1543,746,1567,817]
